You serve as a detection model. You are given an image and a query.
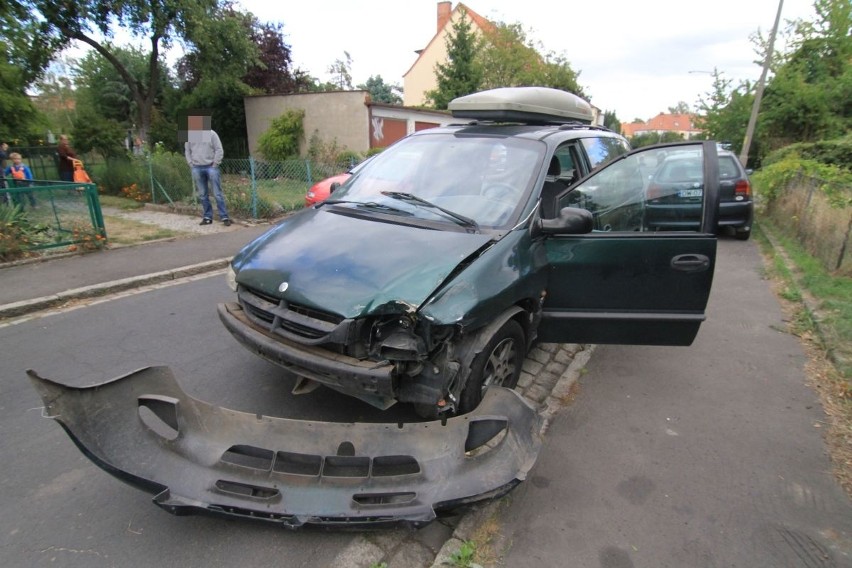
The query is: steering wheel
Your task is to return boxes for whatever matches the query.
[482,183,521,203]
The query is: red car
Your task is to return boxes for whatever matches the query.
[304,158,372,207]
[304,172,351,207]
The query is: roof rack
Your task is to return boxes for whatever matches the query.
[449,87,594,125]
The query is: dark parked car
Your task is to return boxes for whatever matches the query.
[28,87,724,529]
[220,86,723,418]
[644,149,753,239]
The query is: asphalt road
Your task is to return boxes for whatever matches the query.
[4,237,850,567]
[492,238,852,567]
[0,272,424,568]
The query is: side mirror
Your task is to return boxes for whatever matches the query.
[329,182,341,193]
[537,207,593,235]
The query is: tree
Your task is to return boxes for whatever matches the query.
[476,22,540,90]
[18,0,238,144]
[426,9,482,109]
[758,0,851,150]
[602,110,621,133]
[476,21,585,97]
[357,76,402,104]
[629,131,686,148]
[328,51,353,91]
[242,20,313,94]
[694,69,753,155]
[668,101,691,114]
[32,56,77,137]
[71,108,127,157]
[0,61,43,143]
[0,3,61,86]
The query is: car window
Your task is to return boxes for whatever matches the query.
[332,133,545,229]
[719,155,740,179]
[581,136,630,169]
[560,145,706,232]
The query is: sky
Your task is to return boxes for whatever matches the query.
[232,0,817,121]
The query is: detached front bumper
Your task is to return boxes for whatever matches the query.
[28,366,543,528]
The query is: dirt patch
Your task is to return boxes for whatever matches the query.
[103,215,192,246]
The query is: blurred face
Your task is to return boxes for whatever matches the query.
[12,156,21,165]
[188,116,205,130]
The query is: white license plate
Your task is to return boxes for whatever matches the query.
[678,189,703,198]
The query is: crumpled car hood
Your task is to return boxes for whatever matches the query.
[232,209,494,318]
[28,366,543,528]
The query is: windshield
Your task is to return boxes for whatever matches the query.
[328,133,545,229]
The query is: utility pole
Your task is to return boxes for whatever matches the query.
[739,0,784,167]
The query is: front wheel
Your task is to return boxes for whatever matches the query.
[459,320,525,413]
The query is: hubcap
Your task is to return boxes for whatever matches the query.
[482,337,517,394]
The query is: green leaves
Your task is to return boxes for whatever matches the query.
[257,109,305,162]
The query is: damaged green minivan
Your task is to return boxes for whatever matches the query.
[219,87,721,418]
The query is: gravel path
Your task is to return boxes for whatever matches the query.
[102,205,256,234]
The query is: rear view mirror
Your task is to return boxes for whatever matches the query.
[330,182,341,193]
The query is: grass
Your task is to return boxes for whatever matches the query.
[100,194,146,210]
[758,219,852,379]
[755,219,852,498]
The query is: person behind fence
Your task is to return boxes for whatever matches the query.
[57,134,77,182]
[0,142,8,205]
[4,152,37,209]
[183,113,231,226]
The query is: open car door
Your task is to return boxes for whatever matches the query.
[537,141,720,346]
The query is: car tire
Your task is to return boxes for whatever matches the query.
[459,319,525,413]
[734,228,751,241]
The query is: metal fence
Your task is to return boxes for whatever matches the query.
[763,172,852,275]
[1,179,105,257]
[145,154,361,220]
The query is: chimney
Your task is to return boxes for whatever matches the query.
[437,2,452,33]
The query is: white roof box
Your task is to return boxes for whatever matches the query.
[449,87,593,124]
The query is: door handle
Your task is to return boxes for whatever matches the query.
[671,254,710,272]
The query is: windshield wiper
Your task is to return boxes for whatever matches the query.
[321,199,412,215]
[380,192,479,231]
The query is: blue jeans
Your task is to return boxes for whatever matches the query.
[192,165,229,221]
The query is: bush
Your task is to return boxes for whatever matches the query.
[762,135,852,170]
[0,205,42,262]
[223,182,281,219]
[148,151,193,203]
[752,155,852,208]
[89,157,143,195]
[258,110,304,162]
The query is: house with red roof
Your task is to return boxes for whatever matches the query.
[621,113,703,140]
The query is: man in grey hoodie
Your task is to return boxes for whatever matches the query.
[184,114,231,226]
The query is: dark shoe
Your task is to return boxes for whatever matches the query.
[200,218,213,225]
[222,219,232,227]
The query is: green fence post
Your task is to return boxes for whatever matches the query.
[249,156,258,220]
[148,153,156,205]
[86,183,107,240]
[306,160,313,185]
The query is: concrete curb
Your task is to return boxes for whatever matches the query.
[429,344,596,567]
[0,258,231,319]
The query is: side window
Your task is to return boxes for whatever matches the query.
[559,145,706,233]
[540,143,583,218]
[581,137,630,170]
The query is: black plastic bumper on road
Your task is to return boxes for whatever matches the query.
[28,366,543,528]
